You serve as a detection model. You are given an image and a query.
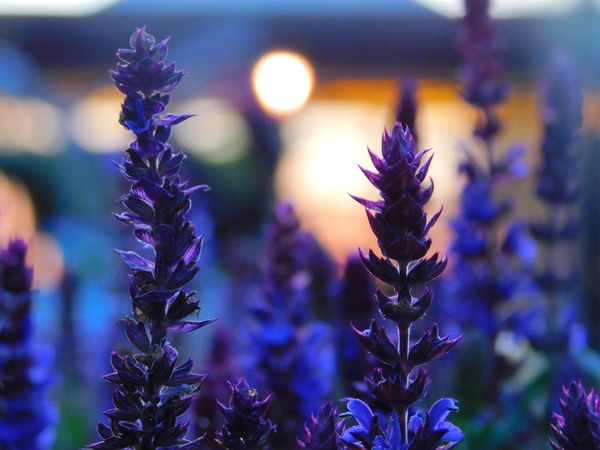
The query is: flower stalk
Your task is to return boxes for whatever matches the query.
[87,28,212,449]
[343,123,462,449]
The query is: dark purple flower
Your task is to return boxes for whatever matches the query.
[216,379,277,450]
[349,123,461,447]
[86,28,212,449]
[0,240,57,449]
[550,381,600,450]
[297,403,345,450]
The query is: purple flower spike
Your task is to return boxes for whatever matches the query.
[87,28,212,449]
[344,122,461,448]
[447,0,535,407]
[216,379,277,450]
[550,381,600,450]
[0,240,57,449]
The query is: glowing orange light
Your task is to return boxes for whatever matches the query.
[252,51,315,116]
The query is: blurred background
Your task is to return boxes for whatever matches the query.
[1,0,600,448]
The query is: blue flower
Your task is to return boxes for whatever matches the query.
[340,398,462,449]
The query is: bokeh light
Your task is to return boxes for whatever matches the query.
[69,85,129,154]
[31,231,65,291]
[275,100,385,261]
[0,172,64,290]
[0,96,65,155]
[0,172,36,242]
[251,50,315,116]
[173,98,251,164]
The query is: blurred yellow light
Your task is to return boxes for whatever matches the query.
[31,232,65,292]
[173,98,251,164]
[69,86,129,154]
[0,172,36,243]
[0,96,65,155]
[275,101,386,260]
[252,51,314,116]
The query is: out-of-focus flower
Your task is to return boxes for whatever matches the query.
[335,256,375,397]
[550,381,600,450]
[346,123,461,448]
[530,52,583,346]
[0,240,56,449]
[249,203,334,447]
[86,27,212,449]
[395,78,418,145]
[193,328,240,447]
[459,0,508,143]
[216,379,276,450]
[448,1,535,412]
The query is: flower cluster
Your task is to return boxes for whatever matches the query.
[530,52,583,342]
[0,240,56,449]
[342,398,462,449]
[215,379,276,450]
[346,123,462,448]
[550,381,600,450]
[87,28,212,449]
[249,203,333,447]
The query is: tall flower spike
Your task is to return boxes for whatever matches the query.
[530,52,583,343]
[216,379,277,450]
[345,123,462,449]
[249,203,333,447]
[448,0,534,410]
[0,240,56,449]
[550,381,600,450]
[87,27,212,449]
